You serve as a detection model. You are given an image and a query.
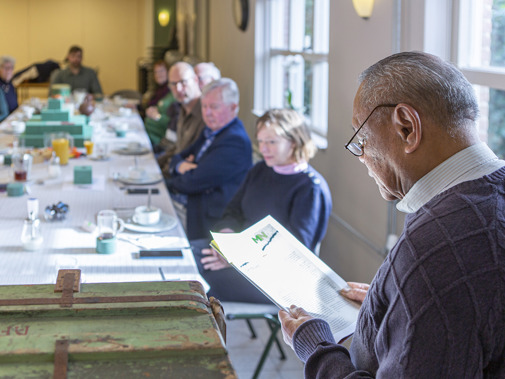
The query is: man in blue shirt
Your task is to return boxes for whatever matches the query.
[166,78,252,239]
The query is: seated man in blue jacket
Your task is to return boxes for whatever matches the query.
[166,78,252,240]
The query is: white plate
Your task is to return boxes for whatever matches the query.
[124,213,178,233]
[118,173,163,185]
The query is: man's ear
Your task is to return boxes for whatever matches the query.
[392,103,422,154]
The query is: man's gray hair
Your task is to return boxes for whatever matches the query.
[0,55,15,67]
[358,51,479,132]
[195,62,221,81]
[202,77,240,109]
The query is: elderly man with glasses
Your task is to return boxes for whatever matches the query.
[0,55,18,121]
[279,51,505,378]
[155,62,205,172]
[166,77,252,240]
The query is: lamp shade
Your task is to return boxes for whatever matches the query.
[158,10,170,27]
[352,0,375,19]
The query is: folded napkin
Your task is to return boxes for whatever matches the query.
[119,235,189,250]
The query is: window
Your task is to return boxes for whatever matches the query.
[457,0,505,158]
[254,0,329,141]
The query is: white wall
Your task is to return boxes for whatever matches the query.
[204,0,433,282]
[320,0,399,281]
[207,1,257,133]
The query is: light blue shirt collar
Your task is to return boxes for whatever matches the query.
[397,143,505,213]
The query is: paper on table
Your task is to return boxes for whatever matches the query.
[63,175,106,191]
[211,215,361,342]
[119,235,190,250]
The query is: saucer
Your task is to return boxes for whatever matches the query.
[3,121,26,134]
[88,154,111,161]
[124,213,178,233]
[113,146,150,156]
[118,173,163,185]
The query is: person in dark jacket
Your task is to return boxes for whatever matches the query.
[166,78,252,240]
[0,55,18,121]
[194,108,332,303]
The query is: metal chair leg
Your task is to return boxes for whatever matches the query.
[252,319,282,379]
[266,318,286,360]
[226,311,286,379]
[245,318,257,339]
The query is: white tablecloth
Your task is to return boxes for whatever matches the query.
[0,100,207,288]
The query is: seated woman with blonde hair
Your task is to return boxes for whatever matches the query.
[193,108,332,303]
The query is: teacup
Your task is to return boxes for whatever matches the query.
[128,166,147,180]
[20,105,35,119]
[118,107,132,117]
[115,123,128,137]
[10,121,26,134]
[133,205,161,225]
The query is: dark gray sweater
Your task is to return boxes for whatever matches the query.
[293,167,505,378]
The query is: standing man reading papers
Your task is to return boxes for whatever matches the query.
[280,52,505,377]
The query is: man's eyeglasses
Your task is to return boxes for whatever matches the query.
[344,104,398,156]
[169,78,191,88]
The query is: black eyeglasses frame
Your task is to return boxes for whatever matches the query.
[345,103,398,156]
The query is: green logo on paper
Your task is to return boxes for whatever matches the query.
[251,225,278,251]
[252,231,268,243]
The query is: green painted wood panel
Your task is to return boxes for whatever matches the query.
[0,280,236,378]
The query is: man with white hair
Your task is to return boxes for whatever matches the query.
[166,78,252,239]
[194,62,221,90]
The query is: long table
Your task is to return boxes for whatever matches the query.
[0,100,206,288]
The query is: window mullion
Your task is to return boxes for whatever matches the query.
[460,67,505,92]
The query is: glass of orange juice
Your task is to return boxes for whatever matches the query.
[84,140,94,156]
[45,132,74,165]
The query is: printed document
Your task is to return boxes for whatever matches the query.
[211,215,360,342]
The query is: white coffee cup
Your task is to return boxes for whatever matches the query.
[133,205,161,225]
[10,121,26,134]
[116,122,128,132]
[129,166,147,180]
[119,107,132,117]
[21,105,35,119]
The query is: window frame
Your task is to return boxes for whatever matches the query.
[455,0,505,92]
[254,0,330,144]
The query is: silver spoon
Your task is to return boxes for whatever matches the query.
[147,188,152,211]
